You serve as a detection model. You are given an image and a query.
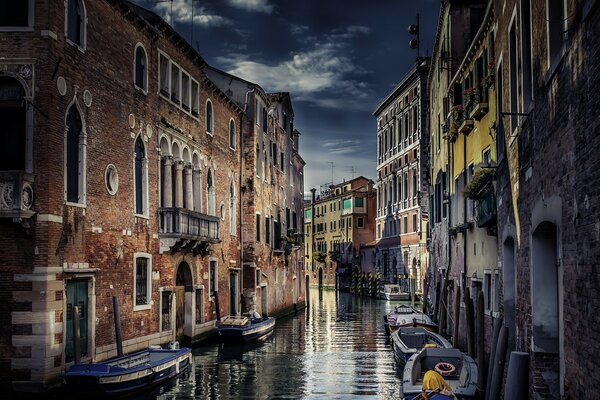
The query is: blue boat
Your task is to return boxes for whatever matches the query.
[217,315,276,342]
[63,346,192,395]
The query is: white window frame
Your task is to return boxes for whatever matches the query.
[191,79,199,117]
[205,99,214,135]
[170,61,181,106]
[158,51,170,98]
[229,182,236,236]
[64,0,87,51]
[181,71,190,111]
[0,0,34,31]
[546,0,568,72]
[229,118,236,150]
[159,288,173,331]
[133,43,148,94]
[133,252,152,311]
[64,100,87,208]
[208,258,218,300]
[156,50,199,120]
[133,135,149,218]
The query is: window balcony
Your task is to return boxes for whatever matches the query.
[474,183,497,228]
[0,171,35,221]
[459,118,474,135]
[158,207,220,253]
[470,102,489,121]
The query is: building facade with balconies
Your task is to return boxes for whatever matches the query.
[373,61,430,296]
[0,0,244,391]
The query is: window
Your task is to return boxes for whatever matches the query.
[404,216,408,233]
[496,60,506,156]
[256,268,261,286]
[355,197,364,207]
[209,260,217,297]
[206,169,215,215]
[170,64,180,104]
[65,104,85,204]
[181,72,190,110]
[66,0,85,48]
[191,80,199,117]
[547,0,566,71]
[0,77,26,170]
[161,291,172,331]
[134,44,147,92]
[413,214,417,233]
[159,54,169,96]
[521,0,533,109]
[134,253,151,310]
[1,1,33,29]
[206,100,213,134]
[265,216,270,244]
[229,119,236,149]
[342,198,351,209]
[262,107,267,133]
[256,213,261,241]
[483,148,491,166]
[229,183,236,235]
[484,272,492,312]
[509,19,519,133]
[134,136,147,215]
[195,288,203,324]
[357,217,364,228]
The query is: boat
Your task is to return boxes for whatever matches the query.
[63,346,192,395]
[379,284,410,301]
[217,315,276,343]
[401,347,478,399]
[390,326,452,365]
[383,304,437,335]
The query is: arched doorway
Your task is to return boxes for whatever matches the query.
[531,221,561,395]
[175,261,193,339]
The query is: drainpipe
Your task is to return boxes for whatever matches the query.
[463,129,468,297]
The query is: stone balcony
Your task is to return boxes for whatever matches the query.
[158,207,220,254]
[0,171,35,221]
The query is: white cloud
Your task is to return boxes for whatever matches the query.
[227,0,274,13]
[153,0,232,27]
[290,24,309,35]
[217,27,376,111]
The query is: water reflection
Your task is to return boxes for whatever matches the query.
[147,288,403,399]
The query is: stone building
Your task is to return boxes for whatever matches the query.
[204,67,306,318]
[493,0,600,397]
[304,177,375,289]
[373,60,430,295]
[0,0,303,391]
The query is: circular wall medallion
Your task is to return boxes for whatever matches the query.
[57,77,67,96]
[104,164,119,195]
[146,123,152,138]
[83,90,93,107]
[21,183,33,210]
[129,113,136,129]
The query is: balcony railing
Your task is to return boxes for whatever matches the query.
[158,207,220,242]
[0,171,35,220]
[474,183,497,228]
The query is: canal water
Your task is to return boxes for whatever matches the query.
[142,288,413,399]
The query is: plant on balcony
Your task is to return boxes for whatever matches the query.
[463,167,496,199]
[314,251,327,263]
[463,87,477,106]
[486,59,495,88]
[329,251,340,263]
[451,105,464,127]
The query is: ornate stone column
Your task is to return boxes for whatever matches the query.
[184,164,194,210]
[162,155,173,207]
[174,160,184,208]
[193,168,202,212]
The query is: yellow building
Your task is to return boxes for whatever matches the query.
[304,177,376,288]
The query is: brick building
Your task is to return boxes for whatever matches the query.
[493,0,600,397]
[373,60,430,295]
[0,0,303,391]
[304,177,375,289]
[204,67,306,319]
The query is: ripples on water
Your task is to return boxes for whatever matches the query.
[144,289,407,399]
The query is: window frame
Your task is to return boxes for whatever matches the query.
[156,50,199,120]
[0,0,34,31]
[64,0,87,51]
[205,99,214,135]
[133,43,148,94]
[229,118,236,150]
[208,258,218,299]
[133,136,149,218]
[64,102,87,207]
[133,252,152,311]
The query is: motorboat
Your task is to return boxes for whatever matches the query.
[217,315,275,343]
[63,346,192,395]
[383,304,437,335]
[401,347,478,399]
[390,326,452,365]
[379,284,410,301]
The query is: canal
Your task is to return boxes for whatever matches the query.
[140,288,409,399]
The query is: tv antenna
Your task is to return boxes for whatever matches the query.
[346,166,355,179]
[328,162,335,183]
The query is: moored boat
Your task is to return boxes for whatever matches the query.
[63,346,192,395]
[390,326,452,365]
[401,347,478,399]
[217,315,276,343]
[379,284,410,301]
[383,304,437,335]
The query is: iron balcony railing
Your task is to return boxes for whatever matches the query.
[474,183,497,228]
[158,207,220,242]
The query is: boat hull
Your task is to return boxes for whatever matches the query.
[63,347,192,396]
[379,292,410,301]
[390,327,452,365]
[218,317,275,343]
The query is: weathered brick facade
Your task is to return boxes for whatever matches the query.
[0,0,304,392]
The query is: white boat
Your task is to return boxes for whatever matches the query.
[383,304,437,335]
[379,284,410,301]
[401,347,478,399]
[390,326,452,365]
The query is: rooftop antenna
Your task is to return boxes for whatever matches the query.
[408,13,420,58]
[346,166,355,179]
[328,162,335,184]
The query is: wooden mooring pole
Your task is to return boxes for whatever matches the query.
[452,286,460,348]
[477,291,486,398]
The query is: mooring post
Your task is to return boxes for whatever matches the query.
[503,351,530,400]
[452,287,460,348]
[477,291,486,398]
[465,286,474,357]
[488,326,508,400]
[113,296,123,357]
[485,317,503,400]
[73,305,81,364]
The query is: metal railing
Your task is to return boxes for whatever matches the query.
[158,207,220,241]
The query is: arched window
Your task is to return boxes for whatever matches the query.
[206,169,215,215]
[229,119,236,149]
[65,105,84,203]
[134,136,147,215]
[66,0,85,48]
[0,77,26,170]
[229,183,236,235]
[205,100,213,134]
[134,45,147,91]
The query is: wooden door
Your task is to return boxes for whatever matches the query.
[175,286,185,338]
[65,279,88,362]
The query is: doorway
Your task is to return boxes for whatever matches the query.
[65,279,89,363]
[175,262,193,339]
[261,286,268,317]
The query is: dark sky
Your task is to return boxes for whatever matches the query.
[132,0,439,193]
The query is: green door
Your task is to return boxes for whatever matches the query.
[66,279,88,363]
